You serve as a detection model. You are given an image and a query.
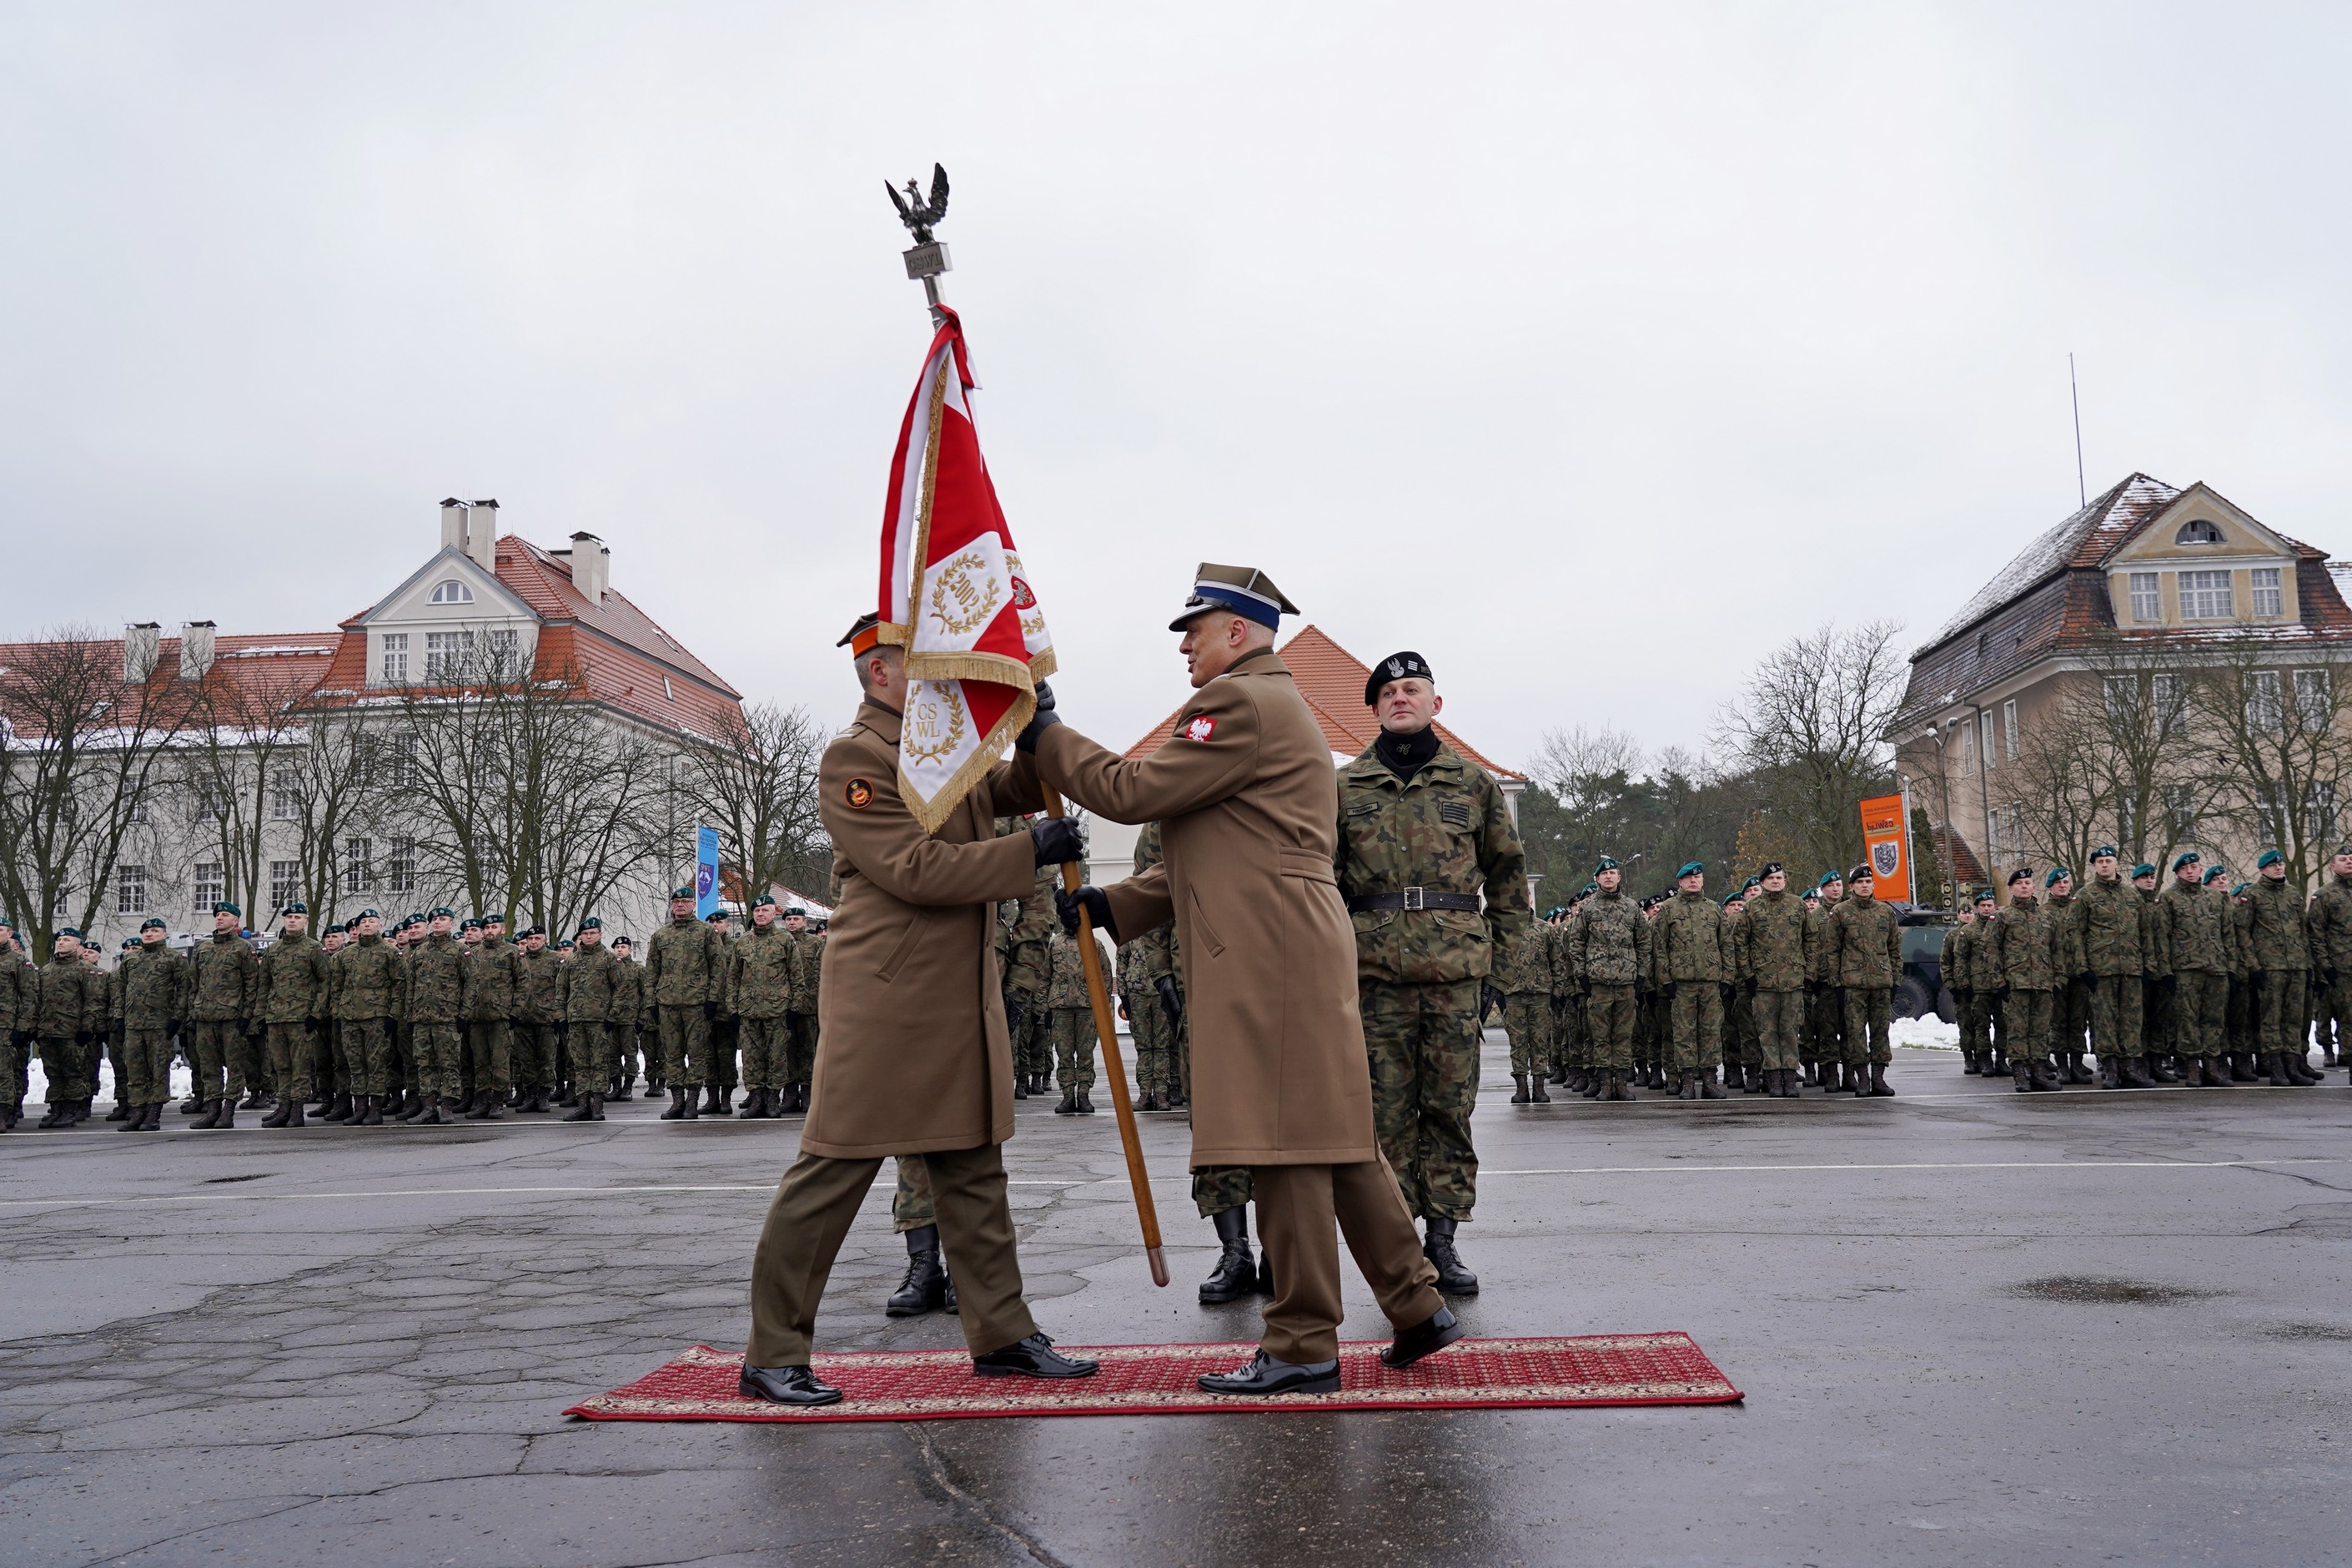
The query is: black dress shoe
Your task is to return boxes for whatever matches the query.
[1380,1305,1465,1369]
[1198,1349,1339,1395]
[972,1332,1098,1380]
[738,1364,843,1405]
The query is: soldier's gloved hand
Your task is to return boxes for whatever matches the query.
[1014,681,1062,752]
[457,1015,471,1032]
[2250,971,2266,993]
[2327,969,2340,988]
[236,1018,252,1038]
[2162,974,2178,994]
[703,1000,718,1022]
[1480,983,1505,1023]
[1030,816,1085,867]
[1155,974,1183,1031]
[785,1010,804,1031]
[1997,985,2012,1000]
[165,1022,182,1043]
[1550,995,1566,1019]
[1004,997,1028,1038]
[1745,977,1759,998]
[1055,884,1117,942]
[2080,972,2098,993]
[1661,980,1677,1002]
[8,1031,26,1051]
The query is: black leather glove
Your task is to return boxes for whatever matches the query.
[2081,972,2098,993]
[8,1030,27,1051]
[1997,985,2012,1000]
[2250,971,2266,993]
[786,1010,804,1030]
[1055,884,1117,942]
[236,1018,252,1038]
[1745,977,1759,998]
[1030,816,1085,867]
[1004,996,1028,1038]
[1550,995,1566,1019]
[74,1031,92,1048]
[2162,973,2179,994]
[703,1000,719,1021]
[1155,974,1183,1031]
[2326,969,2340,988]
[1661,980,1678,1001]
[458,1015,471,1032]
[1014,681,1062,752]
[1480,983,1504,1023]
[555,1020,570,1037]
[165,1022,182,1043]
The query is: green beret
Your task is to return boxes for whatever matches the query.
[2046,867,2070,887]
[2091,846,2118,861]
[2131,863,2156,879]
[279,900,307,915]
[706,909,731,923]
[752,893,776,909]
[140,917,167,932]
[1676,860,1704,879]
[55,927,82,940]
[577,916,601,932]
[430,906,456,920]
[1973,888,1997,906]
[2230,882,2249,897]
[1720,894,1741,909]
[2257,848,2284,869]
[213,901,241,917]
[671,885,696,901]
[2204,867,2228,885]
[1594,857,1619,874]
[1580,882,1598,898]
[555,938,574,950]
[2173,852,2200,872]
[484,912,507,926]
[354,907,381,922]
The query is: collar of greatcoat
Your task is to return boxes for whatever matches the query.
[857,696,904,746]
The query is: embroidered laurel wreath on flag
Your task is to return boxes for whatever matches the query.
[874,305,1056,832]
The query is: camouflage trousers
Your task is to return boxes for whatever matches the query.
[341,1018,394,1098]
[1842,987,1892,1065]
[37,1035,88,1105]
[1666,982,1723,1072]
[894,1155,936,1234]
[229,1022,270,1098]
[2227,976,2258,1053]
[1727,988,1760,1068]
[1753,989,1804,1072]
[1586,984,1637,1072]
[1501,992,1552,1075]
[2316,974,2352,1057]
[656,1007,707,1088]
[2142,978,2173,1060]
[568,1022,618,1089]
[1809,987,1843,1066]
[2003,990,2052,1064]
[467,1018,511,1099]
[1049,1008,1097,1093]
[510,1023,558,1090]
[738,1017,790,1091]
[0,1031,23,1110]
[1125,986,1184,1098]
[2170,972,2226,1058]
[188,1020,244,1104]
[2087,975,2143,1061]
[1555,995,1584,1073]
[1360,977,1481,1223]
[267,1021,317,1102]
[2259,970,2309,1057]
[1959,993,1992,1058]
[709,1018,740,1089]
[1013,1001,1051,1083]
[1194,1166,1253,1219]
[412,1021,465,1102]
[103,1029,124,1106]
[122,1026,173,1105]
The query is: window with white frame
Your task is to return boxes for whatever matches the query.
[1960,720,1977,776]
[2176,519,2224,545]
[2153,672,2187,737]
[2103,676,2136,725]
[115,864,147,914]
[425,630,472,681]
[2003,700,2019,761]
[2296,668,2330,733]
[2259,782,2289,844]
[343,837,373,894]
[379,632,409,683]
[270,860,300,912]
[2249,670,2284,732]
[2128,572,2160,621]
[429,580,474,605]
[2118,795,2138,852]
[192,862,224,911]
[2253,567,2284,618]
[386,838,419,895]
[376,731,419,789]
[2163,782,2196,838]
[128,790,148,826]
[2307,781,2338,843]
[2181,570,2234,620]
[50,884,72,917]
[485,627,520,676]
[1979,711,1997,772]
[270,768,299,821]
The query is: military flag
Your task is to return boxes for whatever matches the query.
[872,304,1055,832]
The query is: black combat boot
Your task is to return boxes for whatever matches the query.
[711,1086,732,1114]
[115,1102,144,1130]
[413,1097,445,1125]
[1676,1070,1697,1101]
[1612,1070,1637,1101]
[212,1099,237,1128]
[609,1078,633,1102]
[140,1102,166,1129]
[2013,1062,2035,1092]
[2030,1059,2063,1091]
[178,1091,204,1114]
[467,1092,505,1120]
[2196,1054,2231,1087]
[887,1226,951,1317]
[1012,1075,1028,1100]
[2120,1057,2155,1088]
[1740,1063,1759,1093]
[1075,1090,1094,1113]
[104,1097,129,1122]
[2260,1052,2291,1087]
[1782,1068,1803,1098]
[282,1098,306,1127]
[736,1087,767,1118]
[322,1092,353,1124]
[1581,1070,1605,1099]
[2229,1052,2259,1082]
[261,1097,294,1128]
[2285,1051,2322,1085]
[1821,1062,1843,1093]
[1530,1073,1550,1103]
[679,1085,700,1119]
[1697,1066,1726,1099]
[354,1094,384,1126]
[1054,1090,1078,1114]
[1199,1207,1257,1304]
[2097,1056,2120,1089]
[1511,1073,1530,1104]
[184,1098,220,1129]
[1422,1218,1479,1295]
[1867,1062,1895,1096]
[562,1092,604,1123]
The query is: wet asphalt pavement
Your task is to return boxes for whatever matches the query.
[3,1038,2349,1567]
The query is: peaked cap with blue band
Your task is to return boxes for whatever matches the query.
[1169,563,1299,632]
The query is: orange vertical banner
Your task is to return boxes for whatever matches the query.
[1858,794,1912,902]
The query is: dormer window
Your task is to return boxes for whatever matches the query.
[2176,520,2224,545]
[429,580,475,605]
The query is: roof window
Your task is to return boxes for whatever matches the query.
[430,580,475,605]
[2175,520,2224,545]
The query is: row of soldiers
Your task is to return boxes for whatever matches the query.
[1937,845,2352,1090]
[1490,858,1907,1102]
[0,887,834,1131]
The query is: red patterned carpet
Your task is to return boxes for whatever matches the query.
[565,1333,1742,1423]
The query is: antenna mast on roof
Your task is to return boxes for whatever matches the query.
[2069,353,2086,509]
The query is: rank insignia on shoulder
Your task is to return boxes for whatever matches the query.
[845,778,875,810]
[1181,715,1217,742]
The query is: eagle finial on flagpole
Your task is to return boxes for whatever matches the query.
[886,162,952,324]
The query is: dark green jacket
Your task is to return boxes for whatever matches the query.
[729,922,797,1020]
[1569,889,1651,988]
[1828,892,1902,988]
[28,956,107,1037]
[2068,877,2145,977]
[334,934,404,1020]
[188,930,259,1022]
[1654,891,1728,983]
[118,944,189,1029]
[257,932,331,1023]
[646,916,725,1008]
[403,932,465,1023]
[1741,889,1812,992]
[2304,873,2352,976]
[2244,875,2312,971]
[1988,894,2060,992]
[562,944,617,1023]
[2157,880,2230,976]
[1335,741,1530,986]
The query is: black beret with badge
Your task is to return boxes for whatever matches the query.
[1364,651,1433,707]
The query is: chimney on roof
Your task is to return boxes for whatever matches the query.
[569,532,610,604]
[439,497,468,553]
[465,498,499,572]
[123,623,160,683]
[178,621,216,681]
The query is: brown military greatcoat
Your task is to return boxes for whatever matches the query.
[1038,648,1376,1169]
[801,698,1043,1159]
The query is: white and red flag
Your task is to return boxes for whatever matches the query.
[874,305,1056,832]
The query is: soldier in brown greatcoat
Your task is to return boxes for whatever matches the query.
[737,615,1100,1406]
[1035,563,1458,1396]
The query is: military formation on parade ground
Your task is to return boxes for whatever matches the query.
[0,890,830,1133]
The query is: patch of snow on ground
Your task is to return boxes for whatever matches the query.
[23,1059,193,1107]
[1892,1015,1959,1050]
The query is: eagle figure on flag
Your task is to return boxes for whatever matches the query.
[872,304,1056,833]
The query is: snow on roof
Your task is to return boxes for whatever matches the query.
[1926,474,2179,649]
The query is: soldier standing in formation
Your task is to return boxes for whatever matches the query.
[728,894,796,1118]
[560,917,618,1121]
[1115,821,1189,1113]
[1495,892,1553,1104]
[1827,866,1902,1096]
[647,887,722,1122]
[113,917,185,1131]
[1571,858,1650,1103]
[1043,923,1113,1114]
[256,903,329,1127]
[186,903,258,1128]
[2073,848,2152,1088]
[1654,861,1730,1101]
[1741,863,1812,1098]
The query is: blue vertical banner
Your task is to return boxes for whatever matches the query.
[695,825,721,918]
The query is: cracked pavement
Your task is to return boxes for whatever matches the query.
[3,1038,2350,1565]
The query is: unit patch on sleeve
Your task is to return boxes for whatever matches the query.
[1181,715,1218,743]
[845,778,875,811]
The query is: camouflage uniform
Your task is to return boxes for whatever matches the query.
[1653,890,1728,1078]
[28,951,107,1111]
[994,815,1057,1088]
[609,950,646,1085]
[0,940,29,1114]
[1988,890,2060,1078]
[1117,821,1186,1105]
[1741,888,1815,1073]
[333,932,404,1098]
[2244,873,2313,1063]
[2304,871,2352,1064]
[462,933,522,1104]
[2226,892,2259,1058]
[403,932,467,1103]
[2155,876,2230,1073]
[256,929,331,1103]
[781,927,824,1094]
[1549,917,1582,1084]
[513,942,564,1098]
[731,919,797,1096]
[118,941,189,1108]
[95,953,123,1107]
[706,920,741,1096]
[1942,918,1988,1068]
[2068,874,2148,1078]
[2138,882,2171,1069]
[646,913,724,1091]
[1569,888,1651,1076]
[188,929,259,1108]
[1337,739,1530,1222]
[1495,919,1555,1080]
[1828,889,1902,1070]
[2048,890,2091,1071]
[1043,928,1111,1095]
[562,941,620,1090]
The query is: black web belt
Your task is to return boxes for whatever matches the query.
[1346,889,1480,912]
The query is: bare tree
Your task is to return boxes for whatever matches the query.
[0,626,196,951]
[672,700,832,904]
[1712,621,1907,877]
[2191,638,2352,888]
[283,705,395,930]
[177,660,317,929]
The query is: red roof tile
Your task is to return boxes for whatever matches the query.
[0,631,342,738]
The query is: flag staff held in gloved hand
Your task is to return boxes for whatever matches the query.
[881,168,1168,1288]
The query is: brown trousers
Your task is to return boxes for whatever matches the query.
[746,1141,1035,1366]
[1250,1151,1444,1365]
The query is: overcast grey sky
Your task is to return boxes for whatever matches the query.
[5,3,2349,769]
